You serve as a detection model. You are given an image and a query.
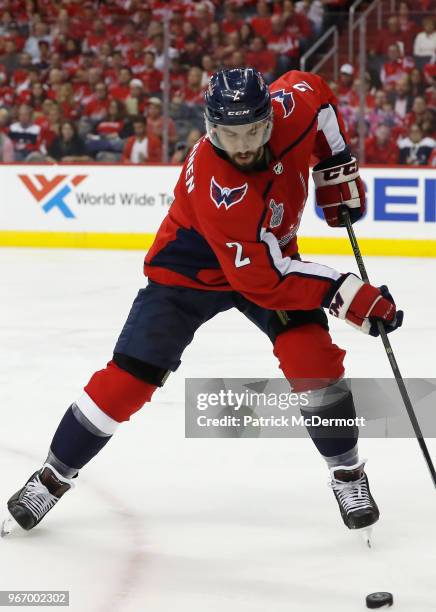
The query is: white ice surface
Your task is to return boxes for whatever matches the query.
[1,249,436,612]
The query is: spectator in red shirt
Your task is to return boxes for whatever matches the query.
[109,66,132,101]
[146,97,177,157]
[0,73,15,107]
[122,115,161,164]
[141,51,162,95]
[250,0,272,39]
[295,0,324,36]
[96,99,126,139]
[83,82,109,123]
[222,4,243,34]
[398,2,419,42]
[365,124,399,164]
[245,36,276,83]
[84,19,106,54]
[423,61,436,87]
[169,56,188,94]
[380,44,414,91]
[56,82,79,121]
[182,66,205,105]
[127,39,147,76]
[425,78,436,109]
[373,16,412,57]
[0,107,9,132]
[76,67,104,107]
[282,0,312,42]
[34,99,61,147]
[86,98,129,161]
[266,14,300,72]
[189,3,213,35]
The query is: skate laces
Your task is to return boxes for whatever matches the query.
[20,475,59,522]
[330,472,372,514]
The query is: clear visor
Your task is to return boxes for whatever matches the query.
[206,114,273,154]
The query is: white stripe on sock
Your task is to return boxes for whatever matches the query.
[76,392,119,435]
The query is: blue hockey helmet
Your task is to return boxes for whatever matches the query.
[204,68,273,153]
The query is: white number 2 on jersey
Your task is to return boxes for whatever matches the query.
[226,242,251,268]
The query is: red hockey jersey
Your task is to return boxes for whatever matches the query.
[145,70,349,312]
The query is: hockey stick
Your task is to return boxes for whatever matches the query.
[339,207,436,488]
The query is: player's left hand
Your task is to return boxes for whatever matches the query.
[326,273,404,336]
[313,157,366,227]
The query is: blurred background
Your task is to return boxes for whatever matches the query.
[0,0,434,166]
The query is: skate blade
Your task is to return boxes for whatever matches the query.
[0,515,18,538]
[358,526,373,548]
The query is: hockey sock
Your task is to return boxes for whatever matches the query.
[48,393,119,476]
[300,379,359,460]
[322,445,359,469]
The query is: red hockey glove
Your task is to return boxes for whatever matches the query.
[312,157,366,227]
[325,274,404,336]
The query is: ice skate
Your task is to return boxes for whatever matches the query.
[3,464,74,534]
[329,460,379,545]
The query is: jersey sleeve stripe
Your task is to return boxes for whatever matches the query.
[260,228,341,281]
[316,104,347,156]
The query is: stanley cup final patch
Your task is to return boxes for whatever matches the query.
[269,198,284,228]
[210,176,248,210]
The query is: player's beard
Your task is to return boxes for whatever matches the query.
[229,147,264,171]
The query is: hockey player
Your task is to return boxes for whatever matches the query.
[4,68,403,537]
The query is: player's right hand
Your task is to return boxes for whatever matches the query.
[312,157,366,227]
[326,273,403,336]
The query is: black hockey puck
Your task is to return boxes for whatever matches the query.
[366,592,394,608]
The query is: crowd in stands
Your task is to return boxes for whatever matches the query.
[0,0,434,165]
[333,4,435,165]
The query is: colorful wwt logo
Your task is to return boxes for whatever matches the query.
[19,174,87,218]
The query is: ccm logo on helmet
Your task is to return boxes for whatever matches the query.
[227,110,250,116]
[322,161,358,181]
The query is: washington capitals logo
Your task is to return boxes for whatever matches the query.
[210,177,248,210]
[271,89,295,119]
[269,199,284,228]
